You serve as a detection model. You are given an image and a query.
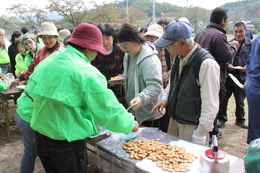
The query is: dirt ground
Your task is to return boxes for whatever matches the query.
[0,98,248,172]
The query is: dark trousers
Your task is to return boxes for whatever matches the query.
[210,83,226,136]
[35,132,87,173]
[159,113,171,133]
[218,76,246,123]
[141,117,161,127]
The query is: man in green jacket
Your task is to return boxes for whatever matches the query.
[25,23,139,173]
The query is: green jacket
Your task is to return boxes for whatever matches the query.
[0,48,10,64]
[15,53,27,76]
[0,80,8,91]
[25,45,135,141]
[16,92,34,123]
[15,45,42,76]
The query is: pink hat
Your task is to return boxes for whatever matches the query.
[67,23,106,55]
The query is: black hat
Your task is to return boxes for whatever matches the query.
[21,27,28,34]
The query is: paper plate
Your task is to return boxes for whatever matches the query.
[16,85,26,90]
[233,66,243,70]
[108,78,123,82]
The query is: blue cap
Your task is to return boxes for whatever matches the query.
[154,20,193,48]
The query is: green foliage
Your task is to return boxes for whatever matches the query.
[252,29,259,34]
[1,0,260,33]
[114,0,178,18]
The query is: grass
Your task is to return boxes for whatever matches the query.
[227,94,248,122]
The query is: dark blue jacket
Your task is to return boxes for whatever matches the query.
[229,37,252,81]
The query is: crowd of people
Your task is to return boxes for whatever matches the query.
[0,6,259,173]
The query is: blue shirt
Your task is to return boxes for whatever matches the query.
[246,34,260,80]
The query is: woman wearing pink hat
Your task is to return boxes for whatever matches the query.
[24,23,138,172]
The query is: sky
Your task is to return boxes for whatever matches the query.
[1,0,239,16]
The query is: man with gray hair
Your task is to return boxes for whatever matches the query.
[151,20,220,146]
[0,28,11,73]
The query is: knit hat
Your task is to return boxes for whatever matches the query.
[67,23,106,55]
[38,22,59,37]
[21,33,37,44]
[59,29,71,41]
[154,20,193,48]
[144,24,163,38]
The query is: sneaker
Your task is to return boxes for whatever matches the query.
[217,131,223,139]
[235,122,248,129]
[217,120,225,128]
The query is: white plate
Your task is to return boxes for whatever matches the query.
[108,78,123,82]
[16,85,26,90]
[233,66,243,70]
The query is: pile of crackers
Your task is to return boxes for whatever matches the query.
[122,137,198,172]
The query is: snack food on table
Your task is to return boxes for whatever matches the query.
[122,137,198,172]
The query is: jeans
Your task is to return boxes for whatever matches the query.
[15,113,37,173]
[35,132,87,173]
[246,77,260,144]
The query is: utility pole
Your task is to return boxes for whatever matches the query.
[127,0,129,23]
[153,0,155,24]
[186,0,188,7]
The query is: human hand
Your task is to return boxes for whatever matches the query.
[241,83,246,90]
[151,100,167,115]
[239,66,246,72]
[8,78,20,90]
[231,40,240,49]
[20,81,27,85]
[191,130,206,146]
[130,98,142,110]
[227,64,235,71]
[132,121,139,132]
[0,73,4,79]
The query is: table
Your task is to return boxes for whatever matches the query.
[0,88,23,143]
[93,128,245,173]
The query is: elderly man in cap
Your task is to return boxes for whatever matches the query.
[24,23,138,172]
[151,20,220,146]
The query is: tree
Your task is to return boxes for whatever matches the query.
[46,0,92,27]
[178,6,209,32]
[0,16,21,35]
[7,3,48,30]
[84,3,122,25]
[121,6,148,27]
